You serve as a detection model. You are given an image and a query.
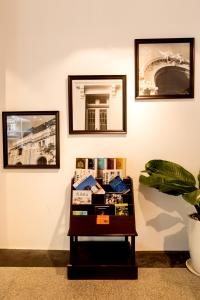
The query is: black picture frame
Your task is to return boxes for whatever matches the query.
[2,111,60,169]
[135,38,194,99]
[68,75,127,134]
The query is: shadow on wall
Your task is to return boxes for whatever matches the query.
[138,184,192,250]
[48,181,71,250]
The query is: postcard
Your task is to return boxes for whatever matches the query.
[72,190,92,205]
[109,176,130,193]
[105,193,123,204]
[115,203,129,216]
[97,158,106,170]
[73,175,105,194]
[72,211,88,215]
[107,158,115,169]
[116,158,126,177]
[87,158,96,170]
[76,158,86,169]
[95,205,110,215]
[74,169,96,182]
[103,170,123,184]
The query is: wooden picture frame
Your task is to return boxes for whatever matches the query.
[135,38,194,99]
[68,75,127,134]
[2,111,60,169]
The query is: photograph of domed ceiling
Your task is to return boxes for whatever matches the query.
[135,38,194,100]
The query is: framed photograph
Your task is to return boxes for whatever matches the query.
[135,38,194,99]
[2,111,60,168]
[68,75,127,134]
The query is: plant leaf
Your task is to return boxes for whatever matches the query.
[139,174,196,195]
[198,171,200,189]
[139,160,197,196]
[144,160,196,187]
[183,190,200,206]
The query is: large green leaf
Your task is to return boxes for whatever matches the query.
[139,160,197,196]
[198,171,200,189]
[144,160,196,186]
[183,190,200,206]
[139,174,196,196]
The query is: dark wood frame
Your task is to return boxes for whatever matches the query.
[68,75,127,134]
[2,111,60,169]
[68,177,138,279]
[135,38,195,100]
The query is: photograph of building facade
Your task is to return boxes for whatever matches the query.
[71,79,124,131]
[138,42,190,96]
[7,115,57,166]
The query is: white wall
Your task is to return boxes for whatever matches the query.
[0,0,200,250]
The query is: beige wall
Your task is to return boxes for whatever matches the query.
[0,0,200,250]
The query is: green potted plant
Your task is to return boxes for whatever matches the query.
[139,159,200,276]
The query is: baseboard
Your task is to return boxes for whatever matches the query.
[0,249,68,267]
[136,251,189,268]
[0,249,189,267]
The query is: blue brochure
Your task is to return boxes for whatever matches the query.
[73,175,105,194]
[109,176,130,194]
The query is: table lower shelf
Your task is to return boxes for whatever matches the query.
[67,264,138,279]
[67,240,138,279]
